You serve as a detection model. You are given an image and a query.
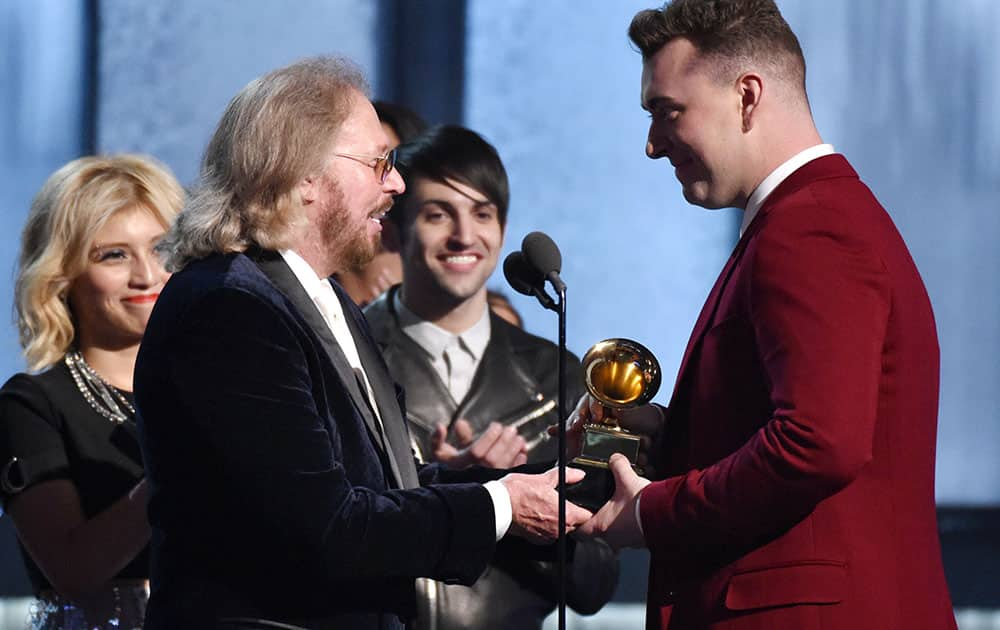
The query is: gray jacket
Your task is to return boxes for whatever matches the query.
[365,287,619,629]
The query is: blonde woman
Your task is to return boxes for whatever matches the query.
[0,155,182,629]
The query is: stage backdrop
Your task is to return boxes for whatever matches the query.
[0,0,995,555]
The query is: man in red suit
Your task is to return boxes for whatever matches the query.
[575,1,957,628]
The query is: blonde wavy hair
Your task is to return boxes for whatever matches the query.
[15,154,184,371]
[158,56,368,271]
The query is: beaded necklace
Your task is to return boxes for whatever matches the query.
[64,351,136,424]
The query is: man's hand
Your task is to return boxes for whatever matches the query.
[431,420,528,469]
[576,454,651,550]
[501,467,592,544]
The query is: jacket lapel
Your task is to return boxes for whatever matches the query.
[251,250,400,484]
[668,242,746,405]
[332,280,419,489]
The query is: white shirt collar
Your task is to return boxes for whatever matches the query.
[394,290,492,361]
[279,249,329,302]
[741,143,836,237]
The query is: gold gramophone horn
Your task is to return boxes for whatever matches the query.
[582,338,661,427]
[565,338,661,511]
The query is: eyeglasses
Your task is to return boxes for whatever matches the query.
[333,149,397,184]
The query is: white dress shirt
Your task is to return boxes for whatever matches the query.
[279,251,511,541]
[280,250,385,425]
[394,291,491,403]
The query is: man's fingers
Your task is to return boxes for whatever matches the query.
[575,505,605,537]
[457,422,531,468]
[543,464,586,485]
[570,393,589,425]
[469,422,502,458]
[608,453,634,479]
[552,393,597,436]
[490,426,526,465]
[431,423,464,464]
[432,423,456,456]
[588,396,605,422]
[453,418,476,446]
[566,502,593,526]
[608,453,644,494]
[564,466,586,485]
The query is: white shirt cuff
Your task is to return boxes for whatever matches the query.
[484,480,512,541]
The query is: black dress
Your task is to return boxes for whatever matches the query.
[0,360,149,628]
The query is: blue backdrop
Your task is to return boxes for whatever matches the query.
[0,0,996,509]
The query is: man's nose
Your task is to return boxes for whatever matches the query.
[384,167,405,195]
[646,134,670,160]
[449,215,475,246]
[646,121,674,159]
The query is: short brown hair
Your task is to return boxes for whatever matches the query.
[159,56,368,270]
[629,0,806,90]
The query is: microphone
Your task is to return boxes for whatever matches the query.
[503,251,557,312]
[522,231,566,294]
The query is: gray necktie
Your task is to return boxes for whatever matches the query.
[442,336,475,402]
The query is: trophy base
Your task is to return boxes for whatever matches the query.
[563,424,644,512]
[564,459,615,513]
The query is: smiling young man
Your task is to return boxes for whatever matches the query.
[572,1,957,629]
[365,125,618,629]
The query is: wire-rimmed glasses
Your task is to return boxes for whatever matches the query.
[333,149,397,184]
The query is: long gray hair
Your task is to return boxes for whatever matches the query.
[158,56,369,271]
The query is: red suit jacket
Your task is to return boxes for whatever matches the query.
[639,155,956,629]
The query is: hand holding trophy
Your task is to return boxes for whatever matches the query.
[565,338,660,512]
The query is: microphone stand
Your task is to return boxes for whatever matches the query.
[556,283,567,630]
[507,242,569,628]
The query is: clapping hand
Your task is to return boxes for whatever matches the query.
[432,419,528,469]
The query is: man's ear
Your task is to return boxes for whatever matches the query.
[299,176,318,205]
[737,72,764,133]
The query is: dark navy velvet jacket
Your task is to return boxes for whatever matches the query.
[135,250,498,630]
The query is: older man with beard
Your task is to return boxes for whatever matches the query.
[134,57,591,630]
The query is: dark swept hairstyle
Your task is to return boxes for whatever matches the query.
[629,0,806,90]
[389,125,510,233]
[373,101,428,146]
